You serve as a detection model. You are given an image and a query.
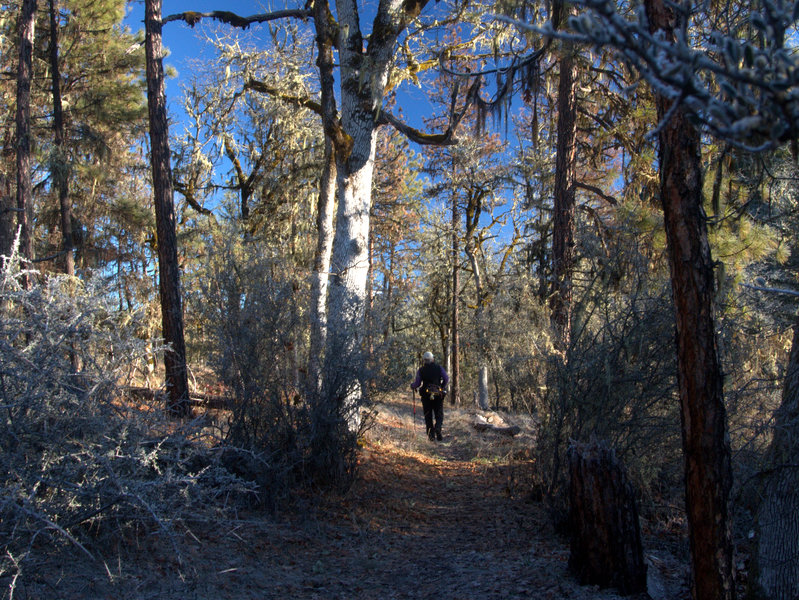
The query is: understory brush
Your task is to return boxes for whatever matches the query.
[190,232,360,503]
[0,250,255,594]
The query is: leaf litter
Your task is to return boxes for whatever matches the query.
[8,392,688,599]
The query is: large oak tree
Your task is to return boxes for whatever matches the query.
[165,0,472,424]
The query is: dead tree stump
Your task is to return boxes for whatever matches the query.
[567,438,647,595]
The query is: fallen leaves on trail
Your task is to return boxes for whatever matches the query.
[18,391,687,599]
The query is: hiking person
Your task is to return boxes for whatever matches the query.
[411,351,449,441]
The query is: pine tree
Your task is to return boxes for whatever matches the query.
[47,0,73,275]
[645,0,735,597]
[145,0,190,416]
[15,0,37,285]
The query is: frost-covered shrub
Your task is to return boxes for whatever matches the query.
[0,248,254,588]
[192,232,358,498]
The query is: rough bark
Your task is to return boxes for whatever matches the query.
[144,0,190,417]
[464,188,490,410]
[16,0,38,286]
[567,439,647,595]
[322,0,430,420]
[550,46,577,349]
[645,1,735,598]
[48,0,74,276]
[451,184,461,406]
[0,164,14,267]
[750,321,799,600]
[308,137,336,393]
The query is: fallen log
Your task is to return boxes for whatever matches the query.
[188,391,232,410]
[473,414,521,437]
[122,386,232,410]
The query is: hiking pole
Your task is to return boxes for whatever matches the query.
[411,387,417,438]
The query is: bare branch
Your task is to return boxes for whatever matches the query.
[244,78,322,117]
[741,283,799,297]
[173,180,213,215]
[377,77,481,146]
[163,9,312,28]
[243,78,353,158]
[376,110,458,145]
[575,181,618,205]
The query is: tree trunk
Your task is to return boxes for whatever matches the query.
[0,166,13,268]
[320,0,375,420]
[465,232,490,410]
[383,245,395,341]
[550,46,577,349]
[477,364,490,410]
[48,0,74,276]
[750,320,799,600]
[322,0,429,421]
[464,193,490,411]
[451,172,461,406]
[323,128,374,422]
[16,0,37,287]
[645,1,735,599]
[568,439,647,595]
[308,0,339,396]
[289,217,301,393]
[144,0,190,417]
[308,136,336,394]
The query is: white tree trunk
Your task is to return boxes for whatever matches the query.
[308,138,336,393]
[321,0,412,426]
[477,364,490,411]
[323,140,375,424]
[466,234,490,411]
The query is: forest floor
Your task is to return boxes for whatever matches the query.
[13,391,691,600]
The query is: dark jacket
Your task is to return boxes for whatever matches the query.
[411,362,449,395]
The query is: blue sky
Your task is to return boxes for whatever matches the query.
[123,0,446,130]
[122,0,528,254]
[124,1,278,99]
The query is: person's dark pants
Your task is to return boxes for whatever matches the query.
[421,394,444,440]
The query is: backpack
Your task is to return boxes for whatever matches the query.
[419,362,446,399]
[423,382,445,399]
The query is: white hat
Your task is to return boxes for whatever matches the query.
[423,351,434,362]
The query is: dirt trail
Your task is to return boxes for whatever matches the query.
[17,393,683,599]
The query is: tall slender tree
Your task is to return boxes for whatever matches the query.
[144,0,190,416]
[644,0,735,597]
[550,3,578,350]
[308,0,340,393]
[0,133,14,266]
[309,137,336,392]
[16,0,37,286]
[47,0,73,276]
[450,162,461,406]
[0,12,15,263]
